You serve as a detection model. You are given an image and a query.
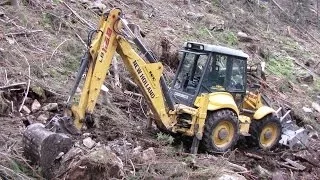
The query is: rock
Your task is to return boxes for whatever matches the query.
[6,37,14,45]
[31,99,41,112]
[142,147,156,162]
[218,173,246,180]
[312,102,320,113]
[272,171,285,180]
[303,107,313,113]
[202,14,224,31]
[184,24,192,30]
[31,86,46,99]
[90,0,106,10]
[293,150,320,166]
[42,103,58,111]
[26,115,35,122]
[96,142,101,147]
[83,133,91,137]
[237,31,259,42]
[76,87,81,94]
[83,137,96,149]
[163,26,175,34]
[305,124,314,131]
[297,74,314,84]
[237,31,248,38]
[308,130,319,139]
[100,85,109,92]
[186,12,205,21]
[132,146,142,156]
[109,140,133,156]
[63,147,124,179]
[37,113,49,123]
[304,59,315,67]
[55,152,64,160]
[256,165,272,178]
[134,10,147,19]
[79,0,89,4]
[303,74,314,83]
[22,105,31,114]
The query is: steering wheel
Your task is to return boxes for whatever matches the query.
[188,76,200,87]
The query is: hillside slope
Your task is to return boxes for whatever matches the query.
[0,0,320,179]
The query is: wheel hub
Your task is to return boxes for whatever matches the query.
[264,130,272,140]
[260,122,280,148]
[218,128,229,140]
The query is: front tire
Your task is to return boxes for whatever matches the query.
[249,115,282,150]
[202,109,239,153]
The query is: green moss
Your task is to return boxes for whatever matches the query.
[40,13,53,28]
[222,31,238,46]
[156,132,174,145]
[312,78,320,92]
[211,0,221,6]
[213,30,238,47]
[266,54,294,79]
[195,27,212,38]
[62,40,84,71]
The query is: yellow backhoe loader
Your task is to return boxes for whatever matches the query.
[23,8,282,159]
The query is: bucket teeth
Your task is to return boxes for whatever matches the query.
[46,115,81,135]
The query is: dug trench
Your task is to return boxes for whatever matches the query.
[1,83,320,180]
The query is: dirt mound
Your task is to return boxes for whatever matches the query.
[56,147,124,180]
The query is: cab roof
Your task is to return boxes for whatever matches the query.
[183,42,249,59]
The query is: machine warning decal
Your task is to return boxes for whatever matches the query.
[99,27,113,61]
[133,60,155,98]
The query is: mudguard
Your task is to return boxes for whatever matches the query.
[253,106,275,120]
[195,92,239,115]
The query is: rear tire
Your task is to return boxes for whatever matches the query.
[202,109,239,153]
[249,115,282,150]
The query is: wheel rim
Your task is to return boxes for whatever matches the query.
[212,120,235,148]
[259,123,280,148]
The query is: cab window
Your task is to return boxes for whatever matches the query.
[201,54,246,93]
[173,51,209,95]
[228,57,246,92]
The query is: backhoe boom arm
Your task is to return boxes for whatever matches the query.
[71,8,174,130]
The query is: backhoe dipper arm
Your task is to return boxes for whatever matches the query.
[71,8,175,130]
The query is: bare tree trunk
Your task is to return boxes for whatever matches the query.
[11,0,19,6]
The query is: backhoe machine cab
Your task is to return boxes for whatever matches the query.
[23,9,282,165]
[170,42,247,106]
[168,42,281,153]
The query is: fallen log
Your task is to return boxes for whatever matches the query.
[285,158,306,171]
[277,162,300,171]
[5,30,43,37]
[244,152,263,160]
[0,82,26,91]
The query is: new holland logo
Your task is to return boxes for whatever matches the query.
[133,60,155,98]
